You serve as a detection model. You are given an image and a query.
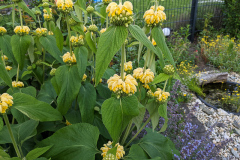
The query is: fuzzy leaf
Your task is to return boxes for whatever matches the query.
[152,73,170,85]
[0,57,12,88]
[75,46,88,80]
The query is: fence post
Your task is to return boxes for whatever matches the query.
[189,0,198,42]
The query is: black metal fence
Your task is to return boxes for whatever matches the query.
[1,0,224,40]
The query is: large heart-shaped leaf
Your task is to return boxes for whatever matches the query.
[55,65,81,115]
[26,146,52,160]
[95,26,128,85]
[101,96,139,143]
[39,35,63,64]
[78,82,96,124]
[0,119,38,145]
[12,93,62,122]
[11,35,32,70]
[37,123,99,160]
[37,80,57,104]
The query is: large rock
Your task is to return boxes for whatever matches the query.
[198,71,228,85]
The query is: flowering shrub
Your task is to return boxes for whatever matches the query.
[200,35,240,73]
[0,0,182,159]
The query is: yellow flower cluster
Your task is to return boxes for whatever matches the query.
[43,8,53,21]
[56,0,73,13]
[1,55,8,61]
[147,90,154,97]
[103,0,112,5]
[66,120,72,126]
[133,68,154,87]
[107,74,138,96]
[62,52,76,64]
[100,28,107,34]
[14,26,30,35]
[0,93,13,114]
[124,61,132,72]
[36,28,48,37]
[143,5,166,27]
[177,61,197,77]
[12,81,24,88]
[163,65,175,75]
[0,26,7,35]
[106,1,133,27]
[100,141,125,159]
[5,66,12,71]
[70,35,84,47]
[84,26,87,32]
[154,88,170,103]
[82,74,87,81]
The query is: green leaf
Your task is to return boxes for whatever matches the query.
[78,82,96,124]
[21,70,32,79]
[11,108,29,123]
[18,1,36,21]
[0,119,38,145]
[126,144,161,160]
[95,26,128,85]
[37,123,99,160]
[0,4,13,10]
[12,93,62,122]
[173,72,181,80]
[56,13,62,29]
[101,96,139,143]
[11,35,32,70]
[138,129,173,159]
[146,102,159,130]
[132,103,146,131]
[152,27,175,67]
[100,5,107,25]
[156,47,165,69]
[27,36,35,63]
[0,117,3,131]
[158,103,168,132]
[152,73,170,85]
[53,27,64,52]
[93,11,106,19]
[55,65,82,115]
[93,113,111,139]
[128,25,157,54]
[0,148,10,159]
[21,86,37,97]
[26,146,52,160]
[75,46,88,80]
[39,35,63,64]
[86,31,97,53]
[37,80,57,104]
[71,24,84,35]
[0,35,16,64]
[102,68,115,79]
[0,57,12,88]
[77,0,86,10]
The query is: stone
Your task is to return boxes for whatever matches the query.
[202,106,214,115]
[195,99,202,105]
[217,109,228,116]
[231,148,240,158]
[237,145,240,151]
[217,123,226,128]
[205,121,212,128]
[233,120,240,129]
[234,128,240,136]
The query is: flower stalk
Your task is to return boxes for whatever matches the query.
[121,44,125,80]
[66,16,72,55]
[3,114,21,158]
[121,120,132,145]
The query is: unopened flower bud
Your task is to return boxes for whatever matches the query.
[86,6,95,13]
[50,68,57,76]
[88,24,98,32]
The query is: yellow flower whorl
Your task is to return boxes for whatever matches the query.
[0,26,7,35]
[154,88,170,103]
[107,74,138,96]
[70,35,84,47]
[143,5,166,27]
[12,81,24,88]
[0,93,13,114]
[14,26,30,35]
[5,66,12,71]
[124,61,133,72]
[56,0,73,13]
[133,68,154,85]
[100,141,125,159]
[1,55,8,61]
[62,52,76,64]
[106,1,134,27]
[100,28,107,34]
[36,28,48,37]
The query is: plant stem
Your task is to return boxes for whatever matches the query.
[125,115,152,147]
[66,16,72,55]
[143,49,150,72]
[12,4,15,28]
[37,15,42,28]
[163,79,168,92]
[42,50,46,82]
[3,114,21,158]
[16,64,20,82]
[90,14,93,25]
[18,7,23,27]
[106,15,109,28]
[121,44,125,80]
[1,51,6,66]
[121,120,132,145]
